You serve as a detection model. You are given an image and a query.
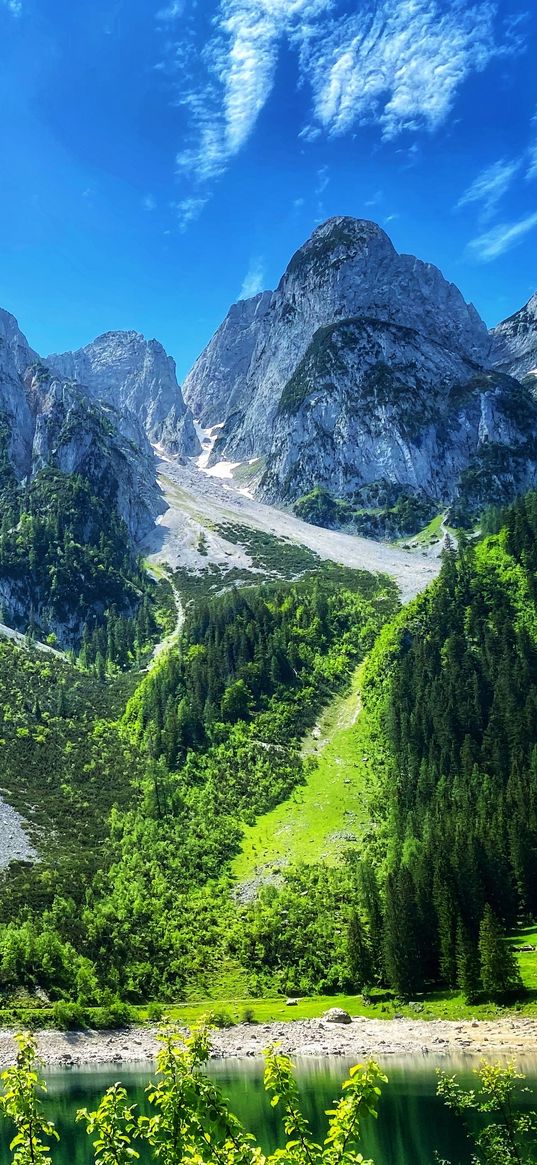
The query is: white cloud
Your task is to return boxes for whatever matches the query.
[239,256,265,299]
[528,148,537,182]
[2,0,22,13]
[300,0,504,141]
[365,190,383,208]
[174,0,333,191]
[156,1,185,18]
[315,164,330,196]
[468,211,537,261]
[457,158,520,219]
[160,0,517,225]
[172,195,210,230]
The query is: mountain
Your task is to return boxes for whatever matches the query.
[491,292,537,382]
[183,217,537,532]
[0,309,168,647]
[0,309,162,539]
[48,330,200,457]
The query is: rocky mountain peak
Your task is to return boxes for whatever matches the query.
[281,216,393,276]
[0,309,37,378]
[0,307,166,540]
[47,330,200,457]
[182,217,537,531]
[183,216,491,447]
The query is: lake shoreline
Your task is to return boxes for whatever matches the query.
[0,1016,536,1070]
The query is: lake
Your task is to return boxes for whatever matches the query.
[1,1054,536,1163]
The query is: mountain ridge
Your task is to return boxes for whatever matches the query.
[182,216,537,531]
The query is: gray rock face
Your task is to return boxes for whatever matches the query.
[183,292,272,425]
[262,318,537,509]
[0,311,163,540]
[48,330,200,456]
[183,218,491,453]
[0,308,39,475]
[181,218,537,519]
[491,292,537,380]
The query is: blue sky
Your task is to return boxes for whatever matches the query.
[0,0,536,379]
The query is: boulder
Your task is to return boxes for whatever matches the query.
[322,1007,352,1024]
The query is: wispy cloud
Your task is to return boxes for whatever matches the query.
[457,158,521,220]
[160,0,519,227]
[527,113,537,181]
[156,1,184,19]
[468,211,537,261]
[2,0,22,14]
[300,1,503,141]
[173,0,333,205]
[171,195,210,231]
[239,256,266,299]
[528,148,537,182]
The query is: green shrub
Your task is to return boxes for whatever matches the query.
[92,1001,134,1029]
[146,1001,165,1022]
[52,1001,87,1030]
[208,1009,235,1029]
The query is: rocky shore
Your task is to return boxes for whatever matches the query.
[0,1016,536,1071]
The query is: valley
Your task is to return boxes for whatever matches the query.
[146,448,441,603]
[0,217,535,1054]
[3,5,537,1155]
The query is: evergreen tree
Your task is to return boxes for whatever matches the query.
[347,910,373,990]
[455,918,480,1003]
[383,869,421,997]
[479,905,522,996]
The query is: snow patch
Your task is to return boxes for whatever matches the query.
[194,421,224,470]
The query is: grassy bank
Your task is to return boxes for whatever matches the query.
[3,978,537,1033]
[3,928,537,1030]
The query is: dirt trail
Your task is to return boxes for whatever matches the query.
[148,581,185,666]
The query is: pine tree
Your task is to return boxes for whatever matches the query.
[383,869,421,997]
[347,910,373,990]
[455,918,480,1003]
[478,905,522,996]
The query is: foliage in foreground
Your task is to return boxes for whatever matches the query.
[2,1031,537,1165]
[437,1059,537,1164]
[0,1029,386,1165]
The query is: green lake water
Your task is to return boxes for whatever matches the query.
[1,1054,536,1164]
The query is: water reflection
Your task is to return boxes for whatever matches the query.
[1,1054,536,1164]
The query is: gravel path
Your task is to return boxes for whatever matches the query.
[2,1017,537,1070]
[0,801,36,869]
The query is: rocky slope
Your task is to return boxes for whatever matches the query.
[183,218,537,530]
[0,309,163,539]
[48,330,199,457]
[491,292,537,381]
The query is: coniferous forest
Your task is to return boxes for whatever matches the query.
[0,491,536,1014]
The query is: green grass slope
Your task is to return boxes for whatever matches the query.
[232,665,373,886]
